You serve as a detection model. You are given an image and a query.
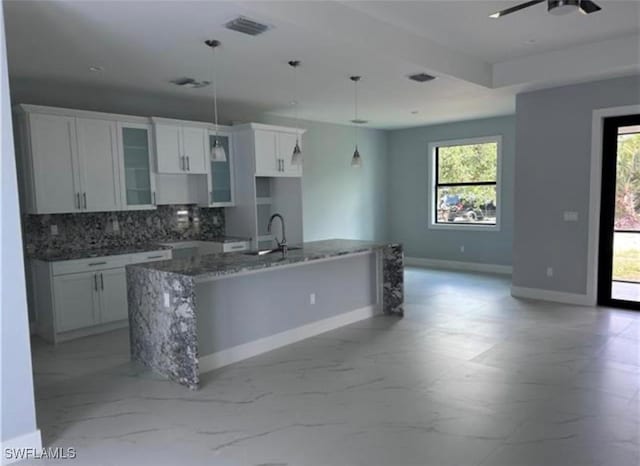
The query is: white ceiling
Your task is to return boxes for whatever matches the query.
[4,0,639,129]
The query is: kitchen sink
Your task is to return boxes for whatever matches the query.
[242,247,301,256]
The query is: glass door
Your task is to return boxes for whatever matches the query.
[208,132,233,206]
[120,123,155,209]
[598,114,640,310]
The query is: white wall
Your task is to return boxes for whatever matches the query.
[0,2,41,456]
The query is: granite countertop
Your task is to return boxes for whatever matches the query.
[27,236,250,262]
[128,239,399,280]
[28,243,172,262]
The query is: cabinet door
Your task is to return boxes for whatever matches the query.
[53,272,98,332]
[76,118,121,212]
[181,126,208,174]
[155,123,183,174]
[208,133,233,205]
[119,124,156,208]
[278,132,303,177]
[28,113,81,213]
[98,268,129,324]
[254,130,278,176]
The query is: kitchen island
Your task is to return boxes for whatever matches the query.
[126,239,403,389]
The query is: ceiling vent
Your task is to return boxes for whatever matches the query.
[224,16,271,36]
[408,73,436,83]
[170,78,210,89]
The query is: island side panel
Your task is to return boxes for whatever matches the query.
[127,266,199,389]
[383,244,404,316]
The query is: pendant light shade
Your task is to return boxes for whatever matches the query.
[350,76,362,168]
[289,60,303,166]
[205,39,226,162]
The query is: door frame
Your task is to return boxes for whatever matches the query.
[587,105,640,306]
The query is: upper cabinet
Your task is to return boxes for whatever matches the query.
[14,105,157,214]
[234,123,305,178]
[153,118,208,175]
[117,123,156,209]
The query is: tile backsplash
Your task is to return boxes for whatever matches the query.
[23,205,225,256]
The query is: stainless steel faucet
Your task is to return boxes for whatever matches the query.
[267,213,287,258]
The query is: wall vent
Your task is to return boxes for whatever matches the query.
[224,16,271,36]
[408,73,436,83]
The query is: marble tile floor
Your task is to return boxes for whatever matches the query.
[26,268,640,466]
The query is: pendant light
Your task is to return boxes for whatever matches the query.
[350,76,362,168]
[289,60,303,166]
[205,39,226,162]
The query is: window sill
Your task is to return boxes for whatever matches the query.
[428,223,501,232]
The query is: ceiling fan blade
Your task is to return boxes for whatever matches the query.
[489,0,546,18]
[579,0,602,14]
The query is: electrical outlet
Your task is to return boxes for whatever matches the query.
[310,293,316,305]
[546,267,554,278]
[213,216,221,226]
[563,211,579,222]
[50,224,58,236]
[460,245,465,253]
[112,219,120,232]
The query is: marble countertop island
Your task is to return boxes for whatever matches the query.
[126,239,404,389]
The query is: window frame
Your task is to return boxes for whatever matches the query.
[428,135,502,232]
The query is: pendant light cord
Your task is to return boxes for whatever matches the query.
[354,77,359,148]
[295,63,299,142]
[212,45,219,138]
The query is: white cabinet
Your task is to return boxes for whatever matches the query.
[76,118,121,212]
[234,123,304,177]
[53,272,98,332]
[99,267,129,323]
[30,249,172,343]
[118,123,157,209]
[153,119,208,174]
[14,105,157,214]
[19,113,81,214]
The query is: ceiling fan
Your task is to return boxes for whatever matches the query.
[489,0,601,18]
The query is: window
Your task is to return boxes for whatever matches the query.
[428,136,501,230]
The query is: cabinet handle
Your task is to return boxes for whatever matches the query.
[147,255,164,259]
[153,191,156,205]
[230,245,245,250]
[94,274,98,291]
[88,261,107,266]
[83,192,87,209]
[100,273,104,290]
[76,193,81,209]
[180,155,184,171]
[186,156,190,171]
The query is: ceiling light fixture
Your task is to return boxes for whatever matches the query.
[289,60,303,166]
[205,39,226,162]
[350,76,362,169]
[88,65,104,72]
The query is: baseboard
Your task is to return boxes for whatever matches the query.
[511,286,595,306]
[199,305,379,373]
[406,257,512,275]
[1,429,42,465]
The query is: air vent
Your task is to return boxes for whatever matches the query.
[408,73,436,83]
[225,16,271,36]
[170,78,210,89]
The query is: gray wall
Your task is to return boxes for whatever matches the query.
[9,79,389,243]
[197,253,376,355]
[387,116,515,266]
[1,5,39,446]
[513,75,640,294]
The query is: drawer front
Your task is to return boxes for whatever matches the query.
[51,249,171,275]
[52,255,130,276]
[223,241,250,253]
[127,250,172,264]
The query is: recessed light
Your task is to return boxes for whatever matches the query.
[88,65,104,72]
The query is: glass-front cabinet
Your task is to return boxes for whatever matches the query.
[118,122,156,210]
[207,130,234,206]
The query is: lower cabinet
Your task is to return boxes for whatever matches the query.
[30,249,171,343]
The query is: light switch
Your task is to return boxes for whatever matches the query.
[50,224,58,235]
[563,211,579,222]
[163,292,170,308]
